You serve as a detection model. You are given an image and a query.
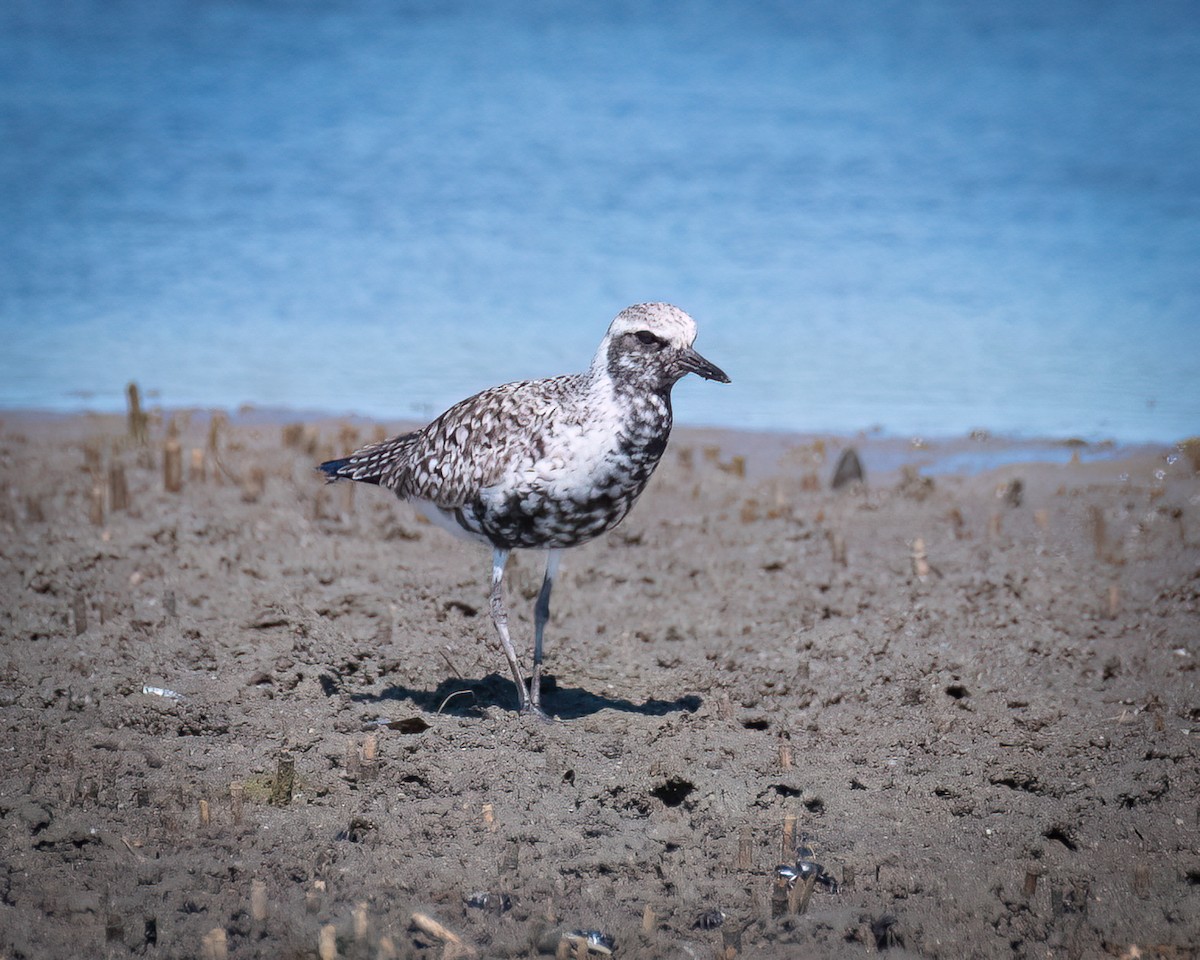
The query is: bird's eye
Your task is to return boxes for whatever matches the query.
[635,330,664,347]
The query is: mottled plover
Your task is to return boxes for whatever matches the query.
[319,302,729,718]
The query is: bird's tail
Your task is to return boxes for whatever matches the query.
[317,431,419,486]
[317,457,372,484]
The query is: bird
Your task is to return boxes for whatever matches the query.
[318,302,729,719]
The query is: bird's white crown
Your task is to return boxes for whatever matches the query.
[604,302,698,349]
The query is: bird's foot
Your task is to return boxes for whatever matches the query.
[520,702,557,724]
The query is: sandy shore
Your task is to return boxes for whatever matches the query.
[1,409,1197,959]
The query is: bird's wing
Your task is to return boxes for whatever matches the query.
[350,375,583,507]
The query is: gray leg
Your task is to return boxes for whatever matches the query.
[529,549,563,715]
[488,548,529,713]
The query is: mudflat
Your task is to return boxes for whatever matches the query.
[1,411,1196,959]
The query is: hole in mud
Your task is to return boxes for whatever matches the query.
[992,774,1042,794]
[803,797,825,814]
[945,683,969,699]
[741,717,770,730]
[871,914,902,950]
[1042,825,1078,851]
[770,783,803,798]
[651,778,696,807]
[563,769,575,785]
[385,717,430,735]
[445,599,478,617]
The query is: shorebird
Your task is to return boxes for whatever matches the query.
[319,302,729,719]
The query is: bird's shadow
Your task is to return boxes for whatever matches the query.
[346,672,701,721]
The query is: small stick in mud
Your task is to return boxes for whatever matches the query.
[338,423,360,454]
[947,506,966,539]
[910,537,930,581]
[828,529,847,567]
[206,414,222,455]
[788,872,818,915]
[251,879,268,921]
[109,461,129,511]
[126,382,148,444]
[318,923,337,960]
[360,733,378,781]
[353,902,369,941]
[198,798,210,826]
[1132,864,1151,898]
[271,753,295,806]
[482,802,496,832]
[282,423,305,449]
[90,482,105,525]
[163,440,183,493]
[241,465,266,503]
[642,905,655,933]
[73,592,88,636]
[105,912,124,945]
[501,839,520,875]
[25,494,45,523]
[229,782,244,823]
[1107,584,1121,619]
[190,448,205,483]
[781,813,796,859]
[201,928,228,960]
[410,913,476,958]
[770,871,790,918]
[778,734,793,770]
[737,826,753,870]
[207,413,238,485]
[1023,866,1041,897]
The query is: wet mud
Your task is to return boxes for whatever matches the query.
[1,412,1197,958]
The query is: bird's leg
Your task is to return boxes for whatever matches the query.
[530,549,563,717]
[488,548,529,713]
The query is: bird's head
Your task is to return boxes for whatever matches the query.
[595,302,730,390]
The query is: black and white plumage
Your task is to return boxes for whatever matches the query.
[319,302,729,718]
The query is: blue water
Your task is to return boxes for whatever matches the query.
[3,0,1198,442]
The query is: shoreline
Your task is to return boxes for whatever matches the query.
[0,404,1183,482]
[1,405,1197,957]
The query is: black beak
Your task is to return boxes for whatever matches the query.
[680,346,731,384]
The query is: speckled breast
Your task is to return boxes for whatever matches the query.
[466,407,671,550]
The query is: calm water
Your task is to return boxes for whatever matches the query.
[2,0,1198,441]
